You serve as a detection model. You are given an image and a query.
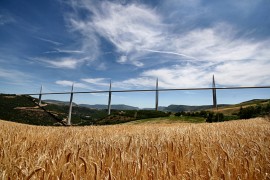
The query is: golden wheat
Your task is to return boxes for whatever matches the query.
[0,118,269,179]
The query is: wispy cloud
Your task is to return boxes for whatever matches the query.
[0,67,32,83]
[81,78,109,86]
[0,14,15,25]
[96,62,107,71]
[55,80,108,92]
[110,65,210,89]
[55,80,89,89]
[170,23,268,62]
[45,59,79,69]
[139,49,198,60]
[44,48,83,54]
[113,77,155,89]
[35,57,82,69]
[112,58,270,89]
[35,37,63,46]
[67,1,165,66]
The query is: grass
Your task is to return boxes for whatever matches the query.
[1,118,269,179]
[126,115,205,124]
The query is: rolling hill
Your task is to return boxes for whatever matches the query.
[79,104,140,110]
[209,99,270,115]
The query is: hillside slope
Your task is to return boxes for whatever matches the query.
[0,94,61,125]
[211,99,270,115]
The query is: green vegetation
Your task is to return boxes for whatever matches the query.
[174,100,270,123]
[126,115,205,124]
[96,110,170,125]
[239,102,270,119]
[168,115,205,123]
[211,99,270,115]
[174,111,225,123]
[42,103,108,125]
[96,115,135,125]
[111,109,169,119]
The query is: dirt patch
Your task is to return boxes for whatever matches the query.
[3,96,16,99]
[14,106,44,112]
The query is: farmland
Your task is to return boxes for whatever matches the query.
[0,118,270,179]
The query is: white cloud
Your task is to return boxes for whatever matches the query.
[91,2,164,53]
[41,58,81,69]
[55,80,89,89]
[55,80,74,86]
[117,55,128,64]
[112,58,270,89]
[214,60,270,86]
[67,11,100,61]
[96,62,107,71]
[0,68,32,83]
[36,37,62,46]
[81,78,109,86]
[170,23,267,62]
[139,49,198,60]
[141,65,211,88]
[44,49,83,54]
[114,77,155,89]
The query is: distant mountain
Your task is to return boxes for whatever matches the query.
[143,106,167,111]
[44,99,230,112]
[43,100,78,106]
[44,100,139,110]
[165,105,213,112]
[44,99,269,113]
[79,104,231,112]
[79,104,140,110]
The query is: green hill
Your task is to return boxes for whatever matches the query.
[0,94,108,126]
[209,99,270,115]
[0,94,61,125]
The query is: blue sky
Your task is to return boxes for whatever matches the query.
[0,0,270,108]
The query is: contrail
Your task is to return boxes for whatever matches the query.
[140,49,198,60]
[44,49,82,54]
[35,37,62,46]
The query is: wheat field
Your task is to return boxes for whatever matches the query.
[0,118,270,179]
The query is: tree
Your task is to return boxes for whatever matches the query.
[239,106,255,119]
[199,111,207,118]
[206,112,214,123]
[214,113,224,122]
